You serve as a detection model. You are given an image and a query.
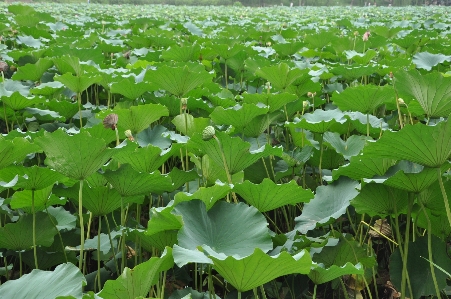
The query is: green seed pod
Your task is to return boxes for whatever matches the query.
[202,126,216,141]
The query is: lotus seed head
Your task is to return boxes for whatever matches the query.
[202,126,216,141]
[103,113,118,130]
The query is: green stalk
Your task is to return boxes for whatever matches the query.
[438,167,451,230]
[3,103,9,133]
[259,285,268,299]
[78,180,85,271]
[339,277,350,299]
[19,251,22,277]
[213,136,238,203]
[421,204,441,298]
[45,207,67,262]
[161,270,167,299]
[318,134,324,182]
[120,197,125,272]
[77,92,83,128]
[97,217,102,292]
[31,190,38,269]
[104,215,120,276]
[312,284,317,299]
[400,194,413,299]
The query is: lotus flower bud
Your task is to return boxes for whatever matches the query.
[202,126,216,141]
[266,41,271,47]
[181,98,188,110]
[354,31,359,36]
[363,31,370,42]
[307,92,316,98]
[103,113,118,130]
[397,98,405,105]
[125,130,134,141]
[303,101,309,108]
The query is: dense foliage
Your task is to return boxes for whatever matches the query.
[0,3,451,299]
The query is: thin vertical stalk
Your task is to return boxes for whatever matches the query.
[97,217,102,292]
[77,92,83,128]
[438,167,451,230]
[78,180,85,271]
[31,190,38,269]
[213,136,238,203]
[104,215,120,276]
[312,284,317,299]
[160,270,167,299]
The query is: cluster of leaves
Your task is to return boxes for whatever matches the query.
[0,3,451,299]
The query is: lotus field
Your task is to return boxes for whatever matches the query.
[1,2,451,299]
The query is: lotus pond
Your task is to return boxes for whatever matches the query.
[0,3,451,299]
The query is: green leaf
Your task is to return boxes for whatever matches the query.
[331,85,395,114]
[1,92,44,111]
[149,65,213,97]
[108,103,169,135]
[104,164,173,196]
[241,92,297,113]
[174,183,232,210]
[98,248,174,299]
[255,62,303,90]
[11,185,64,212]
[6,165,67,190]
[54,73,102,94]
[0,136,41,169]
[146,205,182,236]
[35,130,114,180]
[12,58,53,82]
[308,263,364,285]
[78,184,123,216]
[0,263,85,299]
[332,155,397,181]
[394,70,451,118]
[188,131,282,175]
[207,248,312,292]
[413,52,450,71]
[114,141,182,173]
[390,236,451,299]
[110,77,155,99]
[351,183,408,218]
[30,81,65,96]
[128,229,177,252]
[0,212,57,250]
[233,179,313,212]
[174,200,272,257]
[287,109,346,134]
[46,206,77,231]
[291,178,359,235]
[323,132,367,159]
[172,114,210,137]
[363,120,451,168]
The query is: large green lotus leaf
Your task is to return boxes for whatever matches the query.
[174,200,272,257]
[46,206,77,232]
[10,185,64,212]
[207,248,312,292]
[149,65,213,97]
[173,244,213,267]
[2,92,45,111]
[210,103,269,133]
[286,70,322,98]
[114,141,182,173]
[291,178,359,235]
[0,165,67,190]
[0,263,85,299]
[8,3,36,15]
[161,44,201,62]
[166,168,200,192]
[98,248,174,299]
[351,183,408,217]
[0,136,41,169]
[233,179,313,212]
[104,164,173,196]
[345,49,377,65]
[52,55,83,76]
[286,109,346,134]
[305,31,336,49]
[188,131,282,175]
[172,114,210,137]
[241,92,297,113]
[331,85,395,114]
[211,43,245,60]
[54,73,102,94]
[17,35,42,49]
[110,76,155,99]
[390,236,451,299]
[35,130,114,180]
[394,70,451,117]
[323,132,367,159]
[30,81,65,96]
[109,103,169,135]
[255,62,303,90]
[174,183,232,210]
[363,120,451,168]
[413,52,451,71]
[146,205,183,236]
[273,42,304,57]
[0,212,57,250]
[309,263,364,285]
[11,58,53,82]
[332,155,397,181]
[45,100,78,120]
[382,161,446,193]
[79,184,122,216]
[135,125,172,149]
[343,111,389,135]
[370,26,403,39]
[417,181,451,215]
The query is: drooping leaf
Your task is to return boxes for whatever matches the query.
[290,178,359,235]
[0,212,57,250]
[287,109,347,134]
[174,182,232,210]
[110,76,155,99]
[104,164,173,196]
[35,130,114,180]
[255,62,303,91]
[332,155,397,181]
[331,85,395,114]
[10,185,64,212]
[413,52,451,71]
[54,73,102,94]
[0,263,85,299]
[207,248,312,292]
[174,200,272,257]
[233,179,313,212]
[145,205,183,236]
[323,132,367,159]
[363,120,451,168]
[394,70,451,118]
[241,92,298,113]
[98,248,174,299]
[172,114,210,137]
[309,263,364,285]
[11,58,53,82]
[0,136,41,169]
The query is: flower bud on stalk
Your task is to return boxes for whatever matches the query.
[202,126,216,141]
[125,130,134,142]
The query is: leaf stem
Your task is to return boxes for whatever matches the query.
[32,189,38,269]
[78,180,85,271]
[97,216,102,292]
[213,136,238,203]
[437,167,451,230]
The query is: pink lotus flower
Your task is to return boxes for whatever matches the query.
[363,31,370,42]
